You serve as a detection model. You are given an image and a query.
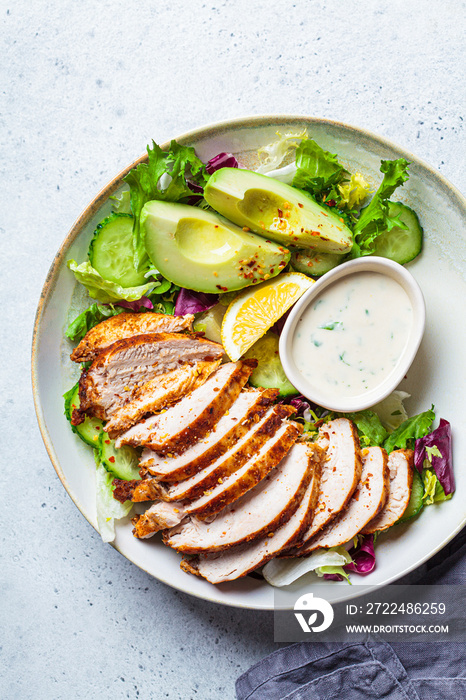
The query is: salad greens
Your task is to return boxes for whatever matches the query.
[383,406,435,453]
[292,139,349,197]
[350,158,411,258]
[67,259,159,303]
[64,129,453,568]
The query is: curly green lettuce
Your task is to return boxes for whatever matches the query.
[350,158,410,258]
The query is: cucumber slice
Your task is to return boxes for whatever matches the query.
[99,437,141,481]
[89,213,148,287]
[64,383,104,447]
[291,250,343,277]
[244,331,297,397]
[371,202,423,264]
[397,468,424,523]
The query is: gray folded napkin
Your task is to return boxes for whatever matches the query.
[236,527,466,700]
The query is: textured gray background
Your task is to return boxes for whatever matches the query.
[1,1,465,698]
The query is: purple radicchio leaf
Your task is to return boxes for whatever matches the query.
[323,573,345,581]
[276,394,309,415]
[414,418,454,495]
[345,534,376,575]
[174,287,219,316]
[206,152,240,174]
[110,296,154,312]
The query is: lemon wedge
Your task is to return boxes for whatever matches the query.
[221,272,314,361]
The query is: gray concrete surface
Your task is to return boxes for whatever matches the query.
[1,1,465,698]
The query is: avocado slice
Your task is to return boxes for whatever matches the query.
[141,201,290,294]
[204,168,353,254]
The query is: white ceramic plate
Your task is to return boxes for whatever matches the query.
[32,116,466,610]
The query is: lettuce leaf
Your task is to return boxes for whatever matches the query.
[383,406,435,453]
[67,260,159,303]
[262,546,352,587]
[95,462,133,543]
[350,159,410,258]
[343,409,388,447]
[422,468,452,505]
[256,129,307,174]
[371,390,410,431]
[65,303,126,342]
[337,172,372,209]
[123,140,208,270]
[292,139,349,197]
[110,189,132,214]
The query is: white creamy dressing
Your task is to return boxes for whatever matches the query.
[292,271,413,399]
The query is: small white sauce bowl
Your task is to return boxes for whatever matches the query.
[279,257,426,412]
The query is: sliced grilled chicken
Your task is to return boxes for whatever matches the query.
[149,405,296,502]
[298,446,390,554]
[104,359,221,438]
[116,360,257,453]
[70,312,194,363]
[73,333,223,424]
[184,419,301,520]
[113,477,161,503]
[181,444,324,583]
[139,388,279,482]
[285,418,362,554]
[131,418,302,537]
[362,449,414,534]
[163,442,314,553]
[132,501,184,539]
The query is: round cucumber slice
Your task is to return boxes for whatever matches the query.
[244,331,297,397]
[371,202,423,265]
[291,250,343,277]
[89,213,148,287]
[65,384,104,447]
[99,437,141,481]
[397,468,424,524]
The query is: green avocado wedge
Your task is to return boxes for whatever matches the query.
[141,201,290,294]
[204,168,353,254]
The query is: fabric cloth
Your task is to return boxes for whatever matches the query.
[236,526,466,700]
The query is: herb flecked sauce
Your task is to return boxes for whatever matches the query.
[292,271,413,399]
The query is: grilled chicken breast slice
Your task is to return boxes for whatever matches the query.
[116,360,257,453]
[132,501,184,539]
[139,388,279,482]
[163,442,314,553]
[362,449,414,534]
[285,418,362,552]
[299,445,390,554]
[70,312,194,363]
[181,445,324,583]
[149,405,295,502]
[184,419,302,520]
[131,419,302,538]
[104,359,221,438]
[72,333,224,424]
